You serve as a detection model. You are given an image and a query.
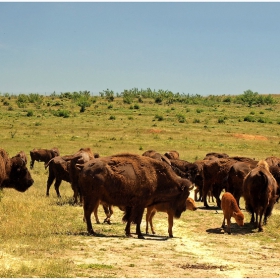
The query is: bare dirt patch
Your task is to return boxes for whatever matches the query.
[233,133,268,141]
[62,196,280,278]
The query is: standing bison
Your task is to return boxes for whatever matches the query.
[30,147,60,169]
[77,153,194,239]
[0,148,34,192]
[243,160,278,232]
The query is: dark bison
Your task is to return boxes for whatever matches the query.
[202,156,257,208]
[45,148,99,204]
[203,152,229,160]
[30,147,60,169]
[142,150,171,165]
[243,160,278,232]
[76,153,194,239]
[145,197,197,237]
[227,160,258,208]
[0,148,34,192]
[45,155,71,197]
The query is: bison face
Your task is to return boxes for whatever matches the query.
[9,159,34,192]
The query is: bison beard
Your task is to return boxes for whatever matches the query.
[77,153,193,239]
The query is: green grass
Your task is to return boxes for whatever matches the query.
[1,93,280,277]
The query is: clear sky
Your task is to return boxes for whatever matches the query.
[1,2,280,96]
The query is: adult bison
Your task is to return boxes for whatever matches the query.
[30,147,60,169]
[243,160,278,232]
[45,147,98,204]
[202,156,257,208]
[0,148,34,192]
[227,160,258,208]
[76,153,194,239]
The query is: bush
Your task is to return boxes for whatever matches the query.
[155,114,164,121]
[27,110,34,117]
[244,115,255,122]
[109,115,116,120]
[53,110,70,118]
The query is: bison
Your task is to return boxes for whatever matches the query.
[221,192,244,234]
[164,150,180,160]
[30,147,60,169]
[145,197,197,237]
[0,148,34,192]
[45,148,99,204]
[76,153,194,239]
[243,160,278,232]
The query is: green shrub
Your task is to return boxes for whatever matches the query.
[27,110,34,117]
[109,115,116,120]
[244,115,255,122]
[155,114,164,121]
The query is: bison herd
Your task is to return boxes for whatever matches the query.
[1,147,280,238]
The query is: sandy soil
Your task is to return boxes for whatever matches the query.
[64,197,280,278]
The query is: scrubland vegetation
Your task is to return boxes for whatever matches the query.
[1,89,280,277]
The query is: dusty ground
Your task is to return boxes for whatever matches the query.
[63,193,280,278]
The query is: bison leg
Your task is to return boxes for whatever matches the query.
[103,204,113,224]
[54,179,62,198]
[46,175,55,196]
[30,160,34,170]
[135,208,145,239]
[167,211,174,238]
[146,208,156,235]
[93,202,100,224]
[83,197,98,235]
[226,217,231,234]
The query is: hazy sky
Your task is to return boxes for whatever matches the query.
[1,2,280,96]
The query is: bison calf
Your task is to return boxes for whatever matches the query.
[146,197,197,238]
[221,192,244,234]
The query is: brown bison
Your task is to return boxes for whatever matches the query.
[30,147,60,169]
[14,151,28,165]
[164,150,180,160]
[227,160,258,208]
[76,153,194,239]
[0,148,34,192]
[145,197,197,237]
[202,156,257,208]
[45,148,99,204]
[243,160,278,232]
[142,150,171,165]
[203,152,229,160]
[45,155,71,197]
[221,192,244,234]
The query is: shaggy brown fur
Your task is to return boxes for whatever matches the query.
[77,153,194,239]
[30,147,60,169]
[243,160,278,232]
[221,192,244,234]
[0,148,34,192]
[146,197,197,237]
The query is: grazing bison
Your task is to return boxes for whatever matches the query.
[227,160,258,208]
[145,197,197,237]
[221,192,244,234]
[45,148,99,204]
[243,160,278,232]
[142,150,171,165]
[202,156,257,208]
[45,155,71,197]
[203,152,229,160]
[77,153,194,239]
[30,147,60,169]
[0,148,34,192]
[164,150,180,160]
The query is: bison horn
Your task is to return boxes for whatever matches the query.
[75,163,84,171]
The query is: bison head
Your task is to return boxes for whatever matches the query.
[9,157,34,192]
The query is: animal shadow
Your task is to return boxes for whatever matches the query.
[206,223,255,235]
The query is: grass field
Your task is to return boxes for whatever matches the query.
[1,92,280,277]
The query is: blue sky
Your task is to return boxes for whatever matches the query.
[0,2,280,96]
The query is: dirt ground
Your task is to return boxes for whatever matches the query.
[63,192,280,278]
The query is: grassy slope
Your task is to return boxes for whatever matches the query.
[1,94,280,276]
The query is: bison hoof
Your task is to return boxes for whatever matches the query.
[138,235,145,239]
[169,235,174,238]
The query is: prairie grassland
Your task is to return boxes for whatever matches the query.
[1,94,280,277]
